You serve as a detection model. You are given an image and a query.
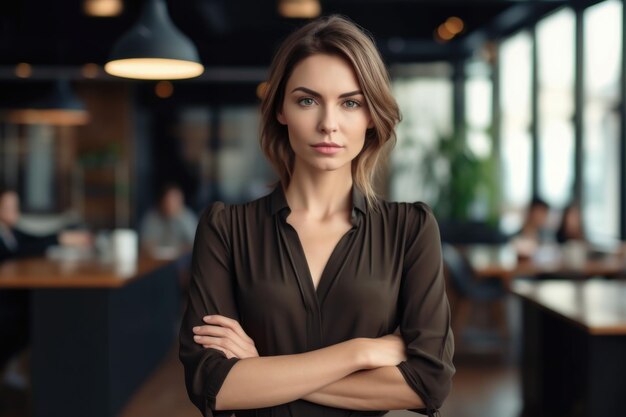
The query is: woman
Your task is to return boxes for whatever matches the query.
[555,201,585,244]
[179,15,454,417]
[511,196,551,258]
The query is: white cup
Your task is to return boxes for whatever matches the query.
[111,229,138,264]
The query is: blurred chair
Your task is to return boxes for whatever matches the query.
[442,243,509,352]
[439,220,509,245]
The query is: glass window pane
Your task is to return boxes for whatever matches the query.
[390,68,453,203]
[537,7,575,208]
[583,0,622,242]
[500,32,533,234]
[465,61,493,158]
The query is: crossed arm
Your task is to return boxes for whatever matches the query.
[192,315,424,411]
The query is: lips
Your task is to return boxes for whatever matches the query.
[311,142,342,148]
[310,142,343,155]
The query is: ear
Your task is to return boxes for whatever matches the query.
[276,111,287,125]
[367,116,374,129]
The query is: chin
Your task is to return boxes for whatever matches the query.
[292,148,356,173]
[311,156,352,171]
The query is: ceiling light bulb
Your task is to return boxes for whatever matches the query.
[15,63,32,78]
[444,17,464,35]
[84,0,123,17]
[278,0,321,19]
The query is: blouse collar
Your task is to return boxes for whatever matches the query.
[269,182,367,221]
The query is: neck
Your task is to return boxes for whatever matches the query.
[284,162,353,219]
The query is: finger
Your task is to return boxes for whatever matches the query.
[193,325,230,337]
[194,325,246,345]
[193,325,258,357]
[194,335,250,359]
[203,315,255,345]
[193,324,251,353]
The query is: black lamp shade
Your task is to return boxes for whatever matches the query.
[105,0,204,80]
[1,80,89,126]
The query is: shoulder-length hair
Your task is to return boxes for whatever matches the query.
[260,15,401,207]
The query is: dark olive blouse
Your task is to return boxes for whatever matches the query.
[179,184,455,417]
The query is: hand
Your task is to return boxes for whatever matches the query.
[192,315,259,359]
[360,332,407,369]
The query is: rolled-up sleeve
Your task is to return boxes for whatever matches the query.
[396,202,455,416]
[179,202,241,417]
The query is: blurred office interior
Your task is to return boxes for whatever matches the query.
[1,1,625,417]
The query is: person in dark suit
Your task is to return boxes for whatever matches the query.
[0,186,91,374]
[0,187,91,262]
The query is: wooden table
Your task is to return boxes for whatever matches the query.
[0,255,181,417]
[462,244,626,281]
[512,279,626,417]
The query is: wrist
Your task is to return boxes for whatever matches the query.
[348,337,374,370]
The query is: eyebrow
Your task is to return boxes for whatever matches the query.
[290,86,363,99]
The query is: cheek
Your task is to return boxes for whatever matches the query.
[346,114,370,140]
[284,111,317,138]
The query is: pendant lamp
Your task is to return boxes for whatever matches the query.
[104,0,204,80]
[2,79,89,126]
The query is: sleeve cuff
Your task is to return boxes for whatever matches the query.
[396,362,438,417]
[204,356,241,417]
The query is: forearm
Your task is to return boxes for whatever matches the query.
[302,366,424,410]
[216,338,367,410]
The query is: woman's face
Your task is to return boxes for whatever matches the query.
[277,53,373,176]
[565,206,581,232]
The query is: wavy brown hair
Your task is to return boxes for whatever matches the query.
[260,15,401,207]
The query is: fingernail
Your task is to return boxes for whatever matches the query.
[193,326,199,332]
[193,335,200,340]
[204,315,212,321]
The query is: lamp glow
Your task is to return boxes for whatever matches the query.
[278,0,321,19]
[105,0,204,80]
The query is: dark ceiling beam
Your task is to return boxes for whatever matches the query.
[377,38,457,62]
[458,0,607,59]
[373,0,573,62]
[0,65,268,82]
[458,0,568,58]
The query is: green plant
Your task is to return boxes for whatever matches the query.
[422,131,499,225]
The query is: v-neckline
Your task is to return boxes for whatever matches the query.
[284,220,354,302]
[294,224,353,293]
[272,183,364,305]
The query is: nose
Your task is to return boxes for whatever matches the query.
[318,106,338,134]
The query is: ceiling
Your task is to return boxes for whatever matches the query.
[0,0,574,71]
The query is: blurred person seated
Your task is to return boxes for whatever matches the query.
[556,201,586,244]
[512,196,552,258]
[0,186,92,383]
[553,200,591,276]
[139,182,198,259]
[0,186,92,262]
[140,183,198,304]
